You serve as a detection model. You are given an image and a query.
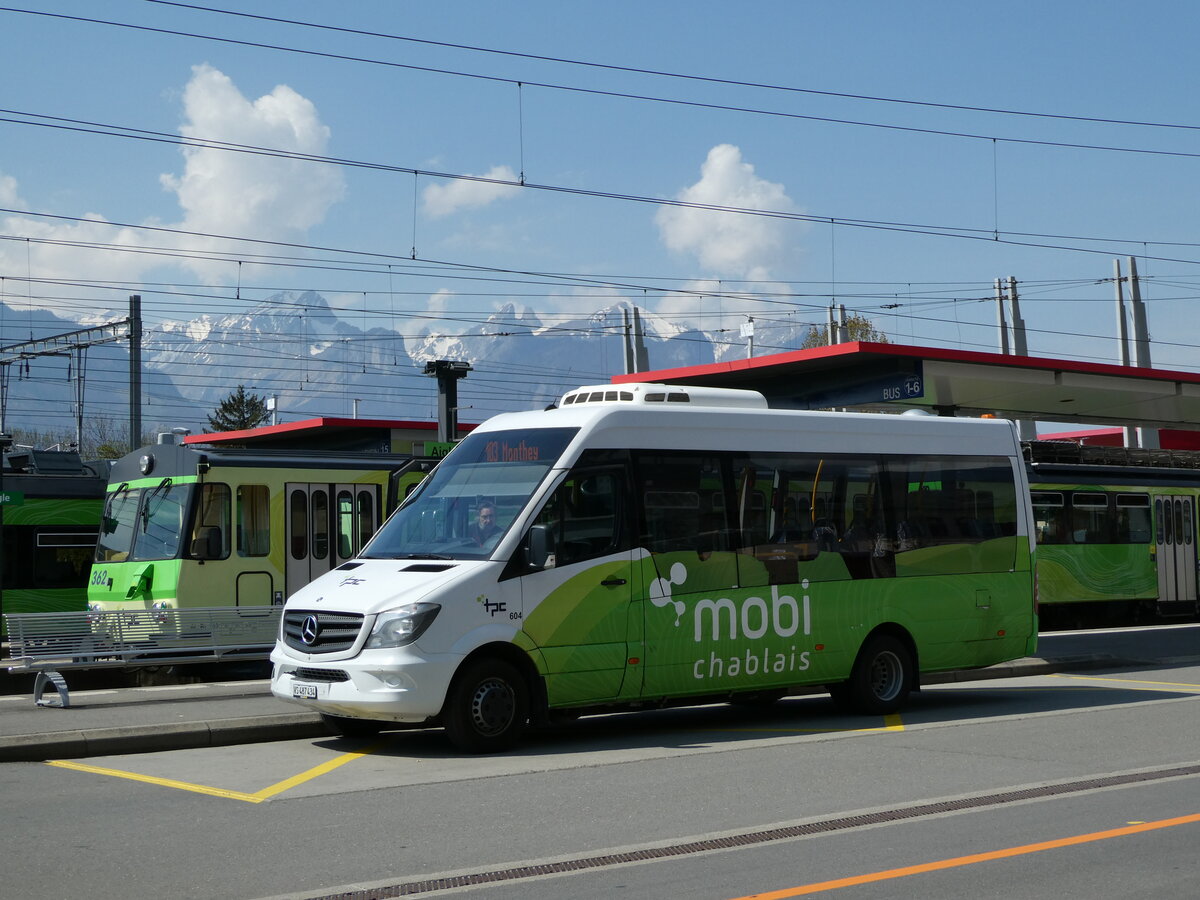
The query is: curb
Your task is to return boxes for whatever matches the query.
[0,713,329,763]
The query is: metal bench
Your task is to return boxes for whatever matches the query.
[4,607,280,707]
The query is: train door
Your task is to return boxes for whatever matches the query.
[286,483,332,601]
[333,483,381,567]
[285,483,381,601]
[1153,494,1198,614]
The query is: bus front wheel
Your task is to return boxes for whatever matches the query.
[828,634,912,715]
[443,658,529,753]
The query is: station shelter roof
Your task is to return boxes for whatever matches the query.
[613,341,1200,432]
[182,417,476,454]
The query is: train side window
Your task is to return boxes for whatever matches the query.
[1071,492,1109,543]
[1031,492,1067,544]
[189,483,231,560]
[34,529,99,588]
[336,490,354,558]
[311,489,329,560]
[1114,494,1151,544]
[237,485,270,557]
[289,489,308,560]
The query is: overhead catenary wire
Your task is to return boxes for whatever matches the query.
[4,6,1200,162]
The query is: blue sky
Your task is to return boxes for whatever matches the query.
[3,1,1200,381]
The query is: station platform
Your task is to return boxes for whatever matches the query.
[1,625,1196,762]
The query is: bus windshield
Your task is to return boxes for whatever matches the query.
[363,427,578,560]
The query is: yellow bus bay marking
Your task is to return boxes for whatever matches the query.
[712,713,905,735]
[47,741,385,804]
[1047,673,1200,691]
[43,714,904,802]
[47,760,268,804]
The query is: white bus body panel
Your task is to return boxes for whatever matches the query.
[271,391,1031,724]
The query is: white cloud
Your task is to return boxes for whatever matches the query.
[422,166,521,218]
[0,173,23,210]
[655,144,800,280]
[1,67,345,304]
[159,65,345,278]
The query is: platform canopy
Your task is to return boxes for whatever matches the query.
[613,342,1200,431]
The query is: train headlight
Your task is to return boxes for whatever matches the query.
[365,603,440,649]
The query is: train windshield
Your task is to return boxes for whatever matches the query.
[95,479,196,562]
[362,427,578,560]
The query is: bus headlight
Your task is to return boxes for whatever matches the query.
[365,603,441,649]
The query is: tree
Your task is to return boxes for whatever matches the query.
[207,385,269,432]
[801,313,890,349]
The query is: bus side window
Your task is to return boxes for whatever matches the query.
[526,469,627,569]
[237,485,270,557]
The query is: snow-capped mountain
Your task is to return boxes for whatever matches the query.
[2,290,780,441]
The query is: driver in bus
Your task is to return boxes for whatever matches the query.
[469,502,500,546]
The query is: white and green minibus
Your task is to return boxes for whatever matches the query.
[272,383,1037,751]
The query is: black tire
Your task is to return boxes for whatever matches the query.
[827,634,913,715]
[443,658,529,753]
[321,713,386,738]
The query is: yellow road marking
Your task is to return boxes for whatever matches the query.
[43,712,904,802]
[251,742,384,800]
[710,712,905,736]
[47,741,386,804]
[1047,673,1200,690]
[731,812,1200,899]
[47,760,267,804]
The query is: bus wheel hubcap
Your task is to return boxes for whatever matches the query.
[869,650,903,701]
[469,677,515,736]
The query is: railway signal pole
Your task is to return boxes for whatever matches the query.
[0,295,141,450]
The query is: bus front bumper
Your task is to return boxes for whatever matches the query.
[270,647,459,723]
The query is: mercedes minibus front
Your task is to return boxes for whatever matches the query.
[270,423,577,750]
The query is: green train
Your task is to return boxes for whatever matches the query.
[86,440,431,617]
[1,449,110,634]
[1026,441,1200,626]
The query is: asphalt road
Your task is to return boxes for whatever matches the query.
[1,648,1197,899]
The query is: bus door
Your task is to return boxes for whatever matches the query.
[1153,494,1198,614]
[518,467,637,707]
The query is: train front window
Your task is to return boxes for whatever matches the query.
[96,485,141,562]
[131,480,194,561]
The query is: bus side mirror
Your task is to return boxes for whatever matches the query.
[526,524,555,570]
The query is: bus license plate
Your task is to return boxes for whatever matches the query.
[293,682,319,699]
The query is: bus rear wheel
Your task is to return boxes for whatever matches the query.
[443,658,529,753]
[828,634,912,715]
